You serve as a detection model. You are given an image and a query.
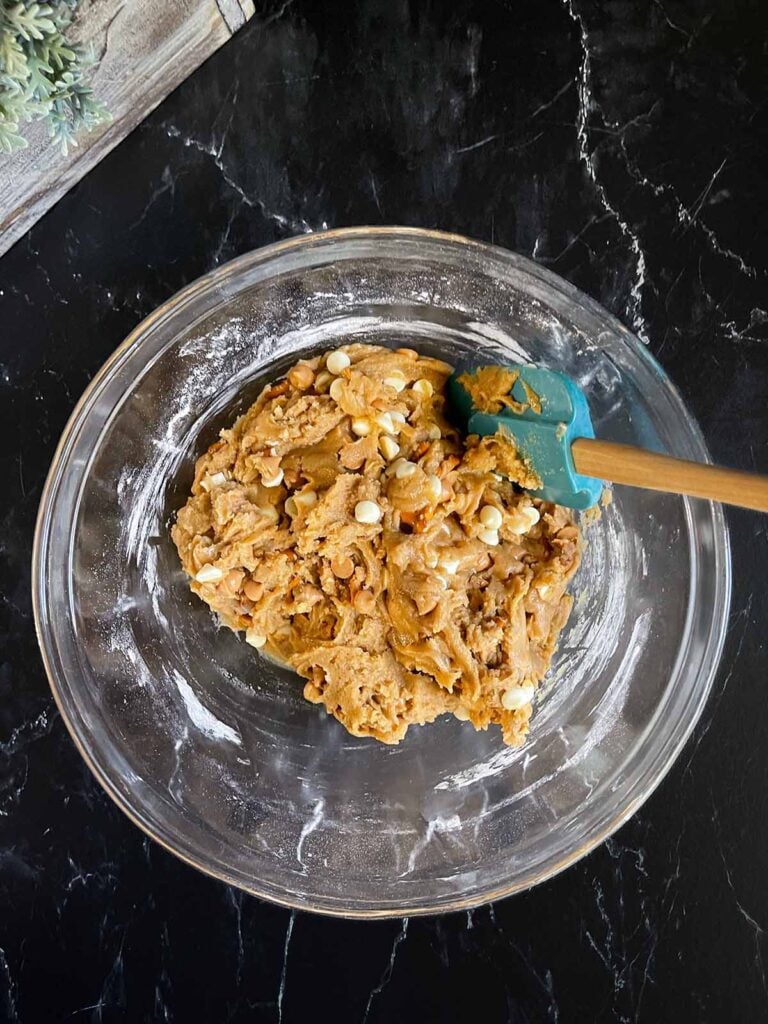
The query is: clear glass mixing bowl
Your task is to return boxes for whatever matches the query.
[33,227,730,917]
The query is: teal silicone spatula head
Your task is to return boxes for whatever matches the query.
[447,363,603,510]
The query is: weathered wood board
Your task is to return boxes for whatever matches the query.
[0,0,254,258]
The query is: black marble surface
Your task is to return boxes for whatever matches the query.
[2,0,767,1020]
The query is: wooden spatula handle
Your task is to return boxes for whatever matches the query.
[571,437,768,513]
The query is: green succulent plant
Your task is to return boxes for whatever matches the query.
[0,0,110,155]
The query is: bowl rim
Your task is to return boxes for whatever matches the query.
[32,225,732,918]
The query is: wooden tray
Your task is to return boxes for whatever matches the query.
[0,0,255,258]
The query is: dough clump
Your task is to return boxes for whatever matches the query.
[172,345,581,746]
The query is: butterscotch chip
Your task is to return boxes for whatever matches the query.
[353,590,376,615]
[243,579,264,602]
[330,554,355,579]
[288,363,315,390]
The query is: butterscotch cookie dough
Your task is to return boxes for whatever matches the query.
[172,344,581,746]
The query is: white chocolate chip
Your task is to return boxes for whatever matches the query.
[390,411,407,428]
[509,505,541,535]
[284,497,298,517]
[315,370,332,390]
[478,527,500,546]
[329,378,345,403]
[394,459,417,479]
[454,706,471,721]
[426,474,443,503]
[479,505,503,531]
[195,565,224,583]
[261,468,284,488]
[258,505,279,523]
[245,629,267,649]
[326,350,351,375]
[351,418,371,437]
[439,555,460,575]
[201,471,228,491]
[383,374,406,392]
[412,378,434,397]
[294,490,318,509]
[501,684,535,710]
[354,500,382,524]
[380,435,400,461]
[374,412,395,434]
[427,425,442,440]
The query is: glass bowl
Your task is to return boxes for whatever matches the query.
[33,227,730,918]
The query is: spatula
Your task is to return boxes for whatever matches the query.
[447,363,768,512]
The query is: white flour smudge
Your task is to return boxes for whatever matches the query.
[405,814,463,875]
[171,670,241,745]
[295,799,325,870]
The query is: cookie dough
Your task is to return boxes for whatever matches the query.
[172,344,581,745]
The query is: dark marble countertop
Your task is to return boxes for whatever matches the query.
[2,0,767,1020]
